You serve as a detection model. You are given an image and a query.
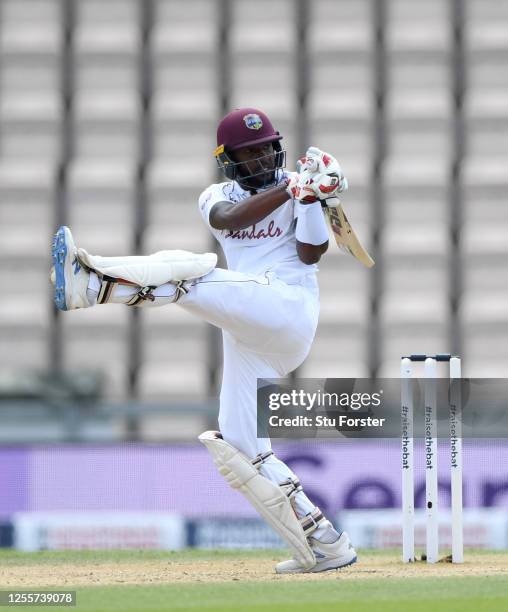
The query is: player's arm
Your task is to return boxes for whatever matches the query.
[209,184,289,231]
[296,237,328,265]
[295,202,329,264]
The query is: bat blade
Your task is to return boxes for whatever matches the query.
[323,202,375,268]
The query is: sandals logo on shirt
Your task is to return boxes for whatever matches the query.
[243,113,263,130]
[225,221,283,240]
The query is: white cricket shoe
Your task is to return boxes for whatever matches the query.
[51,226,91,311]
[275,531,357,574]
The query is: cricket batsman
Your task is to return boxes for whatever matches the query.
[50,107,357,573]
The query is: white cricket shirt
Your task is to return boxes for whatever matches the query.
[198,173,319,287]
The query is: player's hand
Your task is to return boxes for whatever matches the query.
[297,168,326,203]
[292,164,346,204]
[285,170,321,203]
[299,147,347,185]
[296,147,348,201]
[285,172,300,200]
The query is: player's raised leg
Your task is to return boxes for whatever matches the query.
[50,226,316,355]
[51,226,217,311]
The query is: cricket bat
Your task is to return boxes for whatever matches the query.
[321,197,375,268]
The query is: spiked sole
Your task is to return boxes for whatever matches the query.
[275,549,358,574]
[52,226,69,311]
[276,552,358,575]
[312,554,358,573]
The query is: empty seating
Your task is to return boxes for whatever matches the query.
[308,0,372,54]
[61,305,131,399]
[460,0,508,376]
[138,308,209,400]
[386,0,451,54]
[0,0,62,160]
[1,0,507,410]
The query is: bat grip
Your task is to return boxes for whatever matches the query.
[320,196,341,208]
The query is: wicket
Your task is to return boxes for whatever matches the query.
[401,354,464,564]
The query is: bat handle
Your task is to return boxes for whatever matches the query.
[320,196,341,208]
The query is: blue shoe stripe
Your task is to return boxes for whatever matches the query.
[52,226,68,311]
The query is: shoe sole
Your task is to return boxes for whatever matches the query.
[275,553,358,575]
[311,554,358,573]
[52,226,72,311]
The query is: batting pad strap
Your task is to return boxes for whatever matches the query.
[295,201,330,246]
[301,507,325,535]
[127,281,189,307]
[172,280,189,303]
[251,450,274,469]
[198,431,316,570]
[300,507,325,537]
[97,276,117,304]
[280,477,303,499]
[125,286,156,307]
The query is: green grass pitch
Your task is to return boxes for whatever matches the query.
[0,549,506,612]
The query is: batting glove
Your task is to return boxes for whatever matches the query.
[285,172,300,200]
[285,170,321,203]
[297,147,348,203]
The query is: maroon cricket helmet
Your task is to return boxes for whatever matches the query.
[216,107,282,151]
[214,107,286,189]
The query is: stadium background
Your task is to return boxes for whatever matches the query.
[0,0,507,552]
